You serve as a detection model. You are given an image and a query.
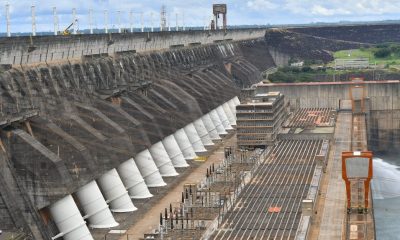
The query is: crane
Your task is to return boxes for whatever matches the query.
[62,19,78,35]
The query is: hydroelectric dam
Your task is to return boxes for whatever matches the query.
[0,23,400,240]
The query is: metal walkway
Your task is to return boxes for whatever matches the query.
[317,112,351,240]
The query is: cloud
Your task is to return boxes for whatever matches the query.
[311,5,351,16]
[247,0,278,11]
[2,0,400,33]
[285,0,400,17]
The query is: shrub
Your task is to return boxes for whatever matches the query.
[297,74,313,82]
[374,48,391,58]
[376,43,390,49]
[301,66,312,72]
[269,71,296,83]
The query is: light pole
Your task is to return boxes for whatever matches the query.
[175,13,178,31]
[150,12,154,32]
[129,10,133,33]
[104,10,108,33]
[6,3,10,37]
[117,10,121,33]
[140,12,144,32]
[72,8,77,35]
[89,9,93,34]
[53,7,58,35]
[31,5,36,36]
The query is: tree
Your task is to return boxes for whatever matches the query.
[374,48,391,58]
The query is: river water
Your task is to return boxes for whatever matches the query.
[372,156,400,240]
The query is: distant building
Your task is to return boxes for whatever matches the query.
[334,58,369,69]
[290,61,304,67]
[236,92,287,148]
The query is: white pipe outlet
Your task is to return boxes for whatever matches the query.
[233,96,240,105]
[135,149,167,187]
[75,181,119,229]
[228,99,237,116]
[97,169,137,213]
[184,123,207,153]
[193,118,214,146]
[49,195,93,240]
[117,159,153,199]
[223,102,236,126]
[210,110,228,135]
[201,114,221,140]
[162,135,189,168]
[216,105,234,130]
[174,128,197,160]
[149,141,179,177]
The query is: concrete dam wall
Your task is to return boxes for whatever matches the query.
[0,29,277,239]
[0,28,266,66]
[3,23,400,239]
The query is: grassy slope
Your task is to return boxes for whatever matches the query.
[333,48,400,65]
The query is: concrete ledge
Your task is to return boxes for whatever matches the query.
[295,216,311,240]
[0,28,266,66]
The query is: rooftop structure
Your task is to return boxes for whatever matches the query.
[334,58,370,69]
[212,4,227,30]
[236,92,287,148]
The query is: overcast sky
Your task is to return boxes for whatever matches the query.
[2,0,400,33]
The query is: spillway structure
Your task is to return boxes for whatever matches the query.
[28,97,240,239]
[0,25,272,239]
